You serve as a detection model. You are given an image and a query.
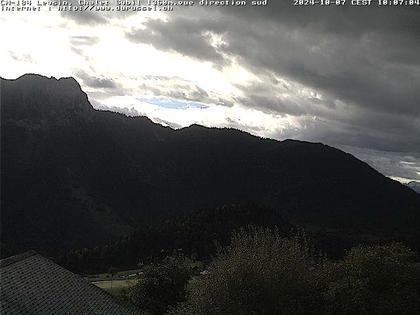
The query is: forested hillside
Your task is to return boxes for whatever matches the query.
[2,74,420,255]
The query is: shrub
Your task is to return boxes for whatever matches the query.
[128,254,201,315]
[323,242,420,315]
[170,226,323,315]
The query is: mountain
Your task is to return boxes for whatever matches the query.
[58,203,292,273]
[2,74,420,254]
[407,181,420,194]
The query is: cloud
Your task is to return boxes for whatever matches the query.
[339,145,420,182]
[126,5,420,156]
[60,2,109,25]
[70,36,99,46]
[58,0,143,25]
[134,74,234,105]
[61,11,108,25]
[94,103,141,117]
[76,70,119,90]
[9,51,36,64]
[3,3,420,181]
[126,17,229,65]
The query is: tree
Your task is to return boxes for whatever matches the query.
[323,242,420,315]
[170,226,323,315]
[128,254,201,315]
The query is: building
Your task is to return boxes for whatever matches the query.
[0,251,141,314]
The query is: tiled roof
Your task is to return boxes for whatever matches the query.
[0,251,141,314]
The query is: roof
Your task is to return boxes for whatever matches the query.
[0,251,140,314]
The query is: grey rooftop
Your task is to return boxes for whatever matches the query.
[0,251,140,314]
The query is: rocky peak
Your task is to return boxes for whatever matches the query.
[1,74,93,122]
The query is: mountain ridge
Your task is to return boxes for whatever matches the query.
[2,74,420,255]
[407,181,420,194]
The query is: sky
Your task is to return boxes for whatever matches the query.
[1,2,419,183]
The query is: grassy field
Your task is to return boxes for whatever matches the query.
[93,279,138,296]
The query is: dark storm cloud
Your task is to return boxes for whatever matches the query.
[55,3,420,179]
[125,4,420,157]
[339,146,420,182]
[276,114,420,156]
[133,8,420,115]
[234,77,337,117]
[76,70,119,90]
[136,75,233,105]
[126,17,228,65]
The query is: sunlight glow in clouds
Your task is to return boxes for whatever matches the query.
[95,94,300,138]
[1,6,419,183]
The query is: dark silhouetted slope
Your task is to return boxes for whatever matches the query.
[407,181,420,194]
[59,203,291,273]
[2,74,420,254]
